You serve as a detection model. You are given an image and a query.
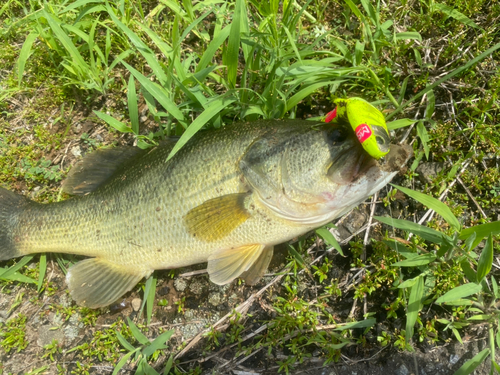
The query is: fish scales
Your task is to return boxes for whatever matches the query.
[0,119,412,308]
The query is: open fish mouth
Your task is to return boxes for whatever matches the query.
[328,143,413,185]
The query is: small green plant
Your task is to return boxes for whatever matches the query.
[113,318,174,375]
[377,184,500,371]
[20,157,62,182]
[0,313,28,353]
[70,361,91,375]
[175,296,186,314]
[42,339,62,361]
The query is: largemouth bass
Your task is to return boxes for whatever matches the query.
[0,120,412,308]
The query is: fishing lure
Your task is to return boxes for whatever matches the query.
[324,98,390,160]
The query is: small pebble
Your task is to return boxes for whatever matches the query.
[131,298,142,311]
[449,354,460,365]
[395,364,408,375]
[174,278,188,292]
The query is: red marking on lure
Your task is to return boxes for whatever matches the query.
[355,124,372,143]
[325,108,337,123]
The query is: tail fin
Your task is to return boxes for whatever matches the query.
[0,187,28,261]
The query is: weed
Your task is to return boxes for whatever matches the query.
[0,313,28,353]
[42,339,62,361]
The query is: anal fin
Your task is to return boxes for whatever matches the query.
[207,244,266,285]
[184,193,250,242]
[66,258,150,308]
[240,246,273,285]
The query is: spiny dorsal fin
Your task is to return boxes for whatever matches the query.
[66,257,150,308]
[240,246,273,285]
[184,193,250,242]
[62,147,145,195]
[207,244,266,285]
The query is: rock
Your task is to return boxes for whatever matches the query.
[174,278,188,292]
[395,364,409,375]
[208,292,222,307]
[416,162,444,184]
[64,313,83,344]
[71,146,82,157]
[37,325,65,347]
[449,354,460,365]
[189,280,204,295]
[131,298,142,311]
[343,209,367,234]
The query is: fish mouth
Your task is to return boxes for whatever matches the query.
[328,143,413,184]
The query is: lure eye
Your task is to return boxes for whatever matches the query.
[372,125,390,153]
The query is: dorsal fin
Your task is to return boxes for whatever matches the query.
[62,147,145,195]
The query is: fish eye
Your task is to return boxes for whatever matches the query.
[328,128,347,144]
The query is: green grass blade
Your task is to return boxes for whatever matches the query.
[163,355,174,375]
[94,110,133,133]
[64,0,105,12]
[115,332,136,352]
[395,32,422,41]
[436,283,482,304]
[335,318,376,331]
[37,254,47,292]
[112,348,140,375]
[416,122,430,159]
[391,184,461,232]
[392,254,436,267]
[387,118,414,130]
[459,221,500,249]
[127,318,150,345]
[476,234,493,282]
[224,0,243,87]
[17,31,39,87]
[159,0,190,22]
[142,330,173,357]
[316,228,343,256]
[166,96,236,161]
[286,81,337,112]
[196,25,231,72]
[374,216,448,244]
[127,76,139,135]
[405,275,424,344]
[387,41,500,120]
[139,273,157,325]
[145,273,156,325]
[434,3,480,29]
[0,255,34,280]
[43,10,88,71]
[122,61,185,123]
[453,348,490,375]
[287,244,307,269]
[107,5,169,86]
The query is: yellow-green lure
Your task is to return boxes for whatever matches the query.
[324,98,390,160]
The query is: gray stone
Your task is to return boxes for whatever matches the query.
[189,280,204,295]
[131,298,142,311]
[174,278,188,292]
[416,162,444,184]
[208,292,222,307]
[395,364,409,375]
[37,325,65,347]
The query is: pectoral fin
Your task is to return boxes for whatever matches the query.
[207,244,266,285]
[66,258,150,308]
[240,246,273,285]
[184,193,250,242]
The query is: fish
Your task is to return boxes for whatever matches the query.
[0,119,412,308]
